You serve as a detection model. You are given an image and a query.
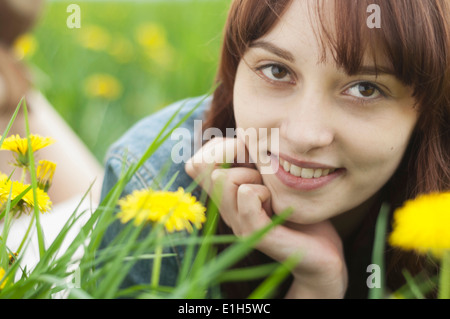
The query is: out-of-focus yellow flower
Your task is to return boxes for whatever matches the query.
[135,23,168,50]
[389,192,450,259]
[135,23,174,67]
[0,173,52,214]
[108,35,135,64]
[13,33,38,60]
[36,160,56,192]
[0,267,6,289]
[0,173,9,203]
[77,25,111,51]
[118,187,206,233]
[0,134,55,167]
[83,73,123,100]
[8,253,18,265]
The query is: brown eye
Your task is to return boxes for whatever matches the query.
[271,65,288,79]
[259,64,293,83]
[358,83,376,97]
[346,82,383,100]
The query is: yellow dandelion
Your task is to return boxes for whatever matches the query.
[77,25,111,51]
[13,33,38,60]
[108,35,135,64]
[0,267,7,289]
[135,23,168,50]
[0,176,52,214]
[0,134,55,167]
[15,181,52,214]
[389,191,450,259]
[36,160,56,192]
[0,173,11,205]
[135,23,174,67]
[83,73,123,100]
[118,187,206,233]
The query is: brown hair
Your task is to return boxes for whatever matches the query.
[204,0,450,298]
[0,0,45,113]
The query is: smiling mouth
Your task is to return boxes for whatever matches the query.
[279,158,337,178]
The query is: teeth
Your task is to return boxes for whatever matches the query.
[283,161,291,173]
[301,168,314,178]
[313,169,322,178]
[279,158,336,178]
[290,165,302,177]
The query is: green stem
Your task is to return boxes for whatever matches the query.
[20,166,27,184]
[438,250,450,299]
[151,229,164,290]
[16,212,35,255]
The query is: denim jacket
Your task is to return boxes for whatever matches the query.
[99,95,211,291]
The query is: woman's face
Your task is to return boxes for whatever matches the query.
[233,0,418,226]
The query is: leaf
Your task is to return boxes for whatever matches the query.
[368,202,389,299]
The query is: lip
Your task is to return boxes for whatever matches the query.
[277,152,336,169]
[270,153,345,191]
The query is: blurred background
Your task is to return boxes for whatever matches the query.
[15,0,229,163]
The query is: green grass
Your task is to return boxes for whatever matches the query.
[0,98,295,299]
[26,0,229,161]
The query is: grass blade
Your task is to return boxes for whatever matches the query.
[248,253,301,299]
[23,100,46,257]
[368,202,389,299]
[0,98,23,147]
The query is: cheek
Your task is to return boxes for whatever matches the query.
[233,63,280,130]
[342,117,415,187]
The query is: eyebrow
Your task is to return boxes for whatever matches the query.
[249,40,295,63]
[249,40,396,77]
[355,65,396,77]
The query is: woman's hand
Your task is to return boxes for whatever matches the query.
[185,137,348,298]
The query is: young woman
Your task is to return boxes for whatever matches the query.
[100,0,450,298]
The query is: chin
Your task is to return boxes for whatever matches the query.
[270,197,330,225]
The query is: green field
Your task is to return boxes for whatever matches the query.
[25,0,230,162]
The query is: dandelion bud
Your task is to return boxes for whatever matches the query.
[36,160,56,192]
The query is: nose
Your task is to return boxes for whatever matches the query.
[279,91,335,154]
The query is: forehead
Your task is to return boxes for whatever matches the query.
[256,0,389,72]
[261,1,322,54]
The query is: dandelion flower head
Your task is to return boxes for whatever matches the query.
[0,134,55,166]
[13,33,38,60]
[118,187,206,233]
[83,73,123,100]
[0,173,52,214]
[389,192,450,259]
[0,267,6,289]
[77,25,111,51]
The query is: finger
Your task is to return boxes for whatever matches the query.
[233,184,272,236]
[185,137,235,180]
[185,137,223,178]
[185,137,254,190]
[209,167,264,228]
[210,167,263,211]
